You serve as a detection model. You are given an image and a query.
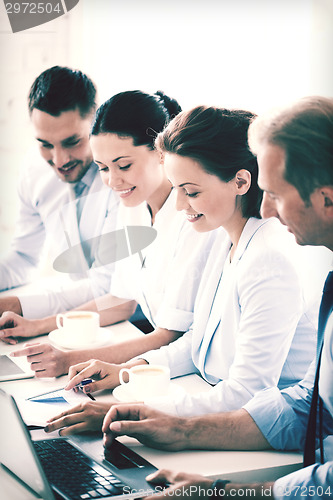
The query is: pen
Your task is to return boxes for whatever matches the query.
[28,379,96,401]
[75,378,96,401]
[86,392,96,401]
[76,378,93,390]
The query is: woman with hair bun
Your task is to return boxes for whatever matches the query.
[58,105,317,431]
[10,91,216,388]
[136,106,317,416]
[84,90,216,358]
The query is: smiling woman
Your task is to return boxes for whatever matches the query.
[41,104,321,436]
[90,90,181,218]
[4,90,217,401]
[116,105,318,418]
[86,90,216,331]
[90,134,166,217]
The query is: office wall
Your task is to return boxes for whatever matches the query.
[67,0,332,110]
[0,0,332,254]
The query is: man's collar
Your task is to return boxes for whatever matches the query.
[79,161,98,187]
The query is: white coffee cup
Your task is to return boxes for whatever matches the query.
[118,364,170,401]
[56,311,100,346]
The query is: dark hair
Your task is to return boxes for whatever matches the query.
[248,96,333,203]
[91,90,182,149]
[156,106,262,219]
[28,66,97,118]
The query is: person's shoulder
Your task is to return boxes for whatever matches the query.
[20,146,50,174]
[17,146,63,198]
[240,217,300,269]
[250,217,295,249]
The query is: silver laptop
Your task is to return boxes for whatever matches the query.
[0,354,34,381]
[0,389,160,500]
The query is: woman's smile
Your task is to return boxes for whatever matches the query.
[114,186,136,198]
[186,212,204,223]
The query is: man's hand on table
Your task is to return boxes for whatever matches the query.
[145,469,274,499]
[102,404,189,451]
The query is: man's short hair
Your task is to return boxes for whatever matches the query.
[28,66,97,118]
[248,96,333,203]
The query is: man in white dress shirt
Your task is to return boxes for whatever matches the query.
[0,66,119,320]
[102,96,333,498]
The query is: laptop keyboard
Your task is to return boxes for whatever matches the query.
[33,439,129,500]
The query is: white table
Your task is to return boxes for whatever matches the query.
[0,323,303,500]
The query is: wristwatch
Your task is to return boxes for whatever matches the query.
[210,479,231,497]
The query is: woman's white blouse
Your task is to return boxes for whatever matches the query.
[143,217,319,416]
[110,189,217,332]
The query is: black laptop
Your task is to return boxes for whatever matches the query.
[0,389,160,500]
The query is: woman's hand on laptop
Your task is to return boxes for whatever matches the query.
[44,401,111,435]
[65,359,122,393]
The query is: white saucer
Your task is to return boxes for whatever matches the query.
[112,383,185,403]
[48,328,114,350]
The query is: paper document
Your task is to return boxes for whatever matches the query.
[17,388,90,426]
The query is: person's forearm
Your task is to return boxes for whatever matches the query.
[74,294,137,326]
[33,314,58,335]
[107,327,183,364]
[65,327,183,367]
[0,296,23,316]
[182,409,272,451]
[20,295,136,338]
[15,298,135,338]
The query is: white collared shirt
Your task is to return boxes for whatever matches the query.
[143,218,322,416]
[0,149,119,317]
[110,189,218,332]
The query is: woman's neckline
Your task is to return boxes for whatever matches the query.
[147,184,173,224]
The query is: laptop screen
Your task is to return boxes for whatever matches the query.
[0,354,34,381]
[0,388,55,500]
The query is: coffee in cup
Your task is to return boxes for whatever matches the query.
[118,364,170,401]
[56,311,100,346]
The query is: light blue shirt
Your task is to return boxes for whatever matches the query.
[244,313,333,497]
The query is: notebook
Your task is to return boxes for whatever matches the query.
[0,389,160,500]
